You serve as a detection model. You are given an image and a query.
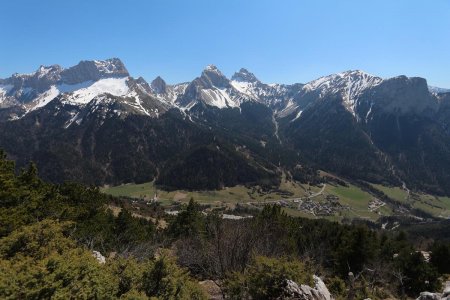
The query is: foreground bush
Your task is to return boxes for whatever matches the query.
[224,256,313,299]
[0,220,206,300]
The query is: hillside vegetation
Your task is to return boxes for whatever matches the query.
[1,151,450,299]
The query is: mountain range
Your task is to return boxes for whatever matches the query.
[1,58,450,195]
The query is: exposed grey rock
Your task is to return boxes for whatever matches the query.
[199,280,223,300]
[416,292,442,300]
[364,75,437,115]
[199,65,231,89]
[60,58,129,85]
[9,65,63,94]
[416,282,450,300]
[231,68,260,83]
[279,275,333,300]
[151,76,168,94]
[92,250,106,264]
[176,65,240,109]
[443,281,450,298]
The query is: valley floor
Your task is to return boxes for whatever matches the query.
[101,176,450,223]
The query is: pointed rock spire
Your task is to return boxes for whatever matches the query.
[231,68,259,83]
[151,76,167,94]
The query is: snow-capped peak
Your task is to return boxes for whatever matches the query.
[303,70,382,92]
[201,64,226,79]
[302,70,383,115]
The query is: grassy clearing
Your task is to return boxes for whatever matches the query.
[370,184,450,219]
[412,194,450,218]
[326,184,371,211]
[325,183,395,221]
[371,184,408,204]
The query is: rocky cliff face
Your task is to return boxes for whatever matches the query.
[60,58,129,85]
[359,75,437,116]
[9,65,63,93]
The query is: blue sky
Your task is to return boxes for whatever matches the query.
[1,0,449,87]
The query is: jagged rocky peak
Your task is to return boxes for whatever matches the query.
[341,69,378,78]
[11,64,62,79]
[301,70,384,110]
[60,58,129,85]
[9,64,63,93]
[34,65,63,80]
[200,64,230,88]
[151,76,167,94]
[231,68,260,83]
[304,70,382,92]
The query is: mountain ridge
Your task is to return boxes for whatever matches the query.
[1,58,450,196]
[2,58,447,118]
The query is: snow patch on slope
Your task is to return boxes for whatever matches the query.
[230,81,259,100]
[0,84,13,102]
[63,77,129,105]
[64,111,83,128]
[291,110,303,122]
[200,88,239,108]
[125,91,151,116]
[21,78,130,112]
[32,86,60,109]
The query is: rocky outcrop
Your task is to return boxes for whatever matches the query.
[417,292,442,300]
[416,281,450,300]
[92,250,106,264]
[199,280,223,300]
[279,275,333,300]
[444,281,450,297]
